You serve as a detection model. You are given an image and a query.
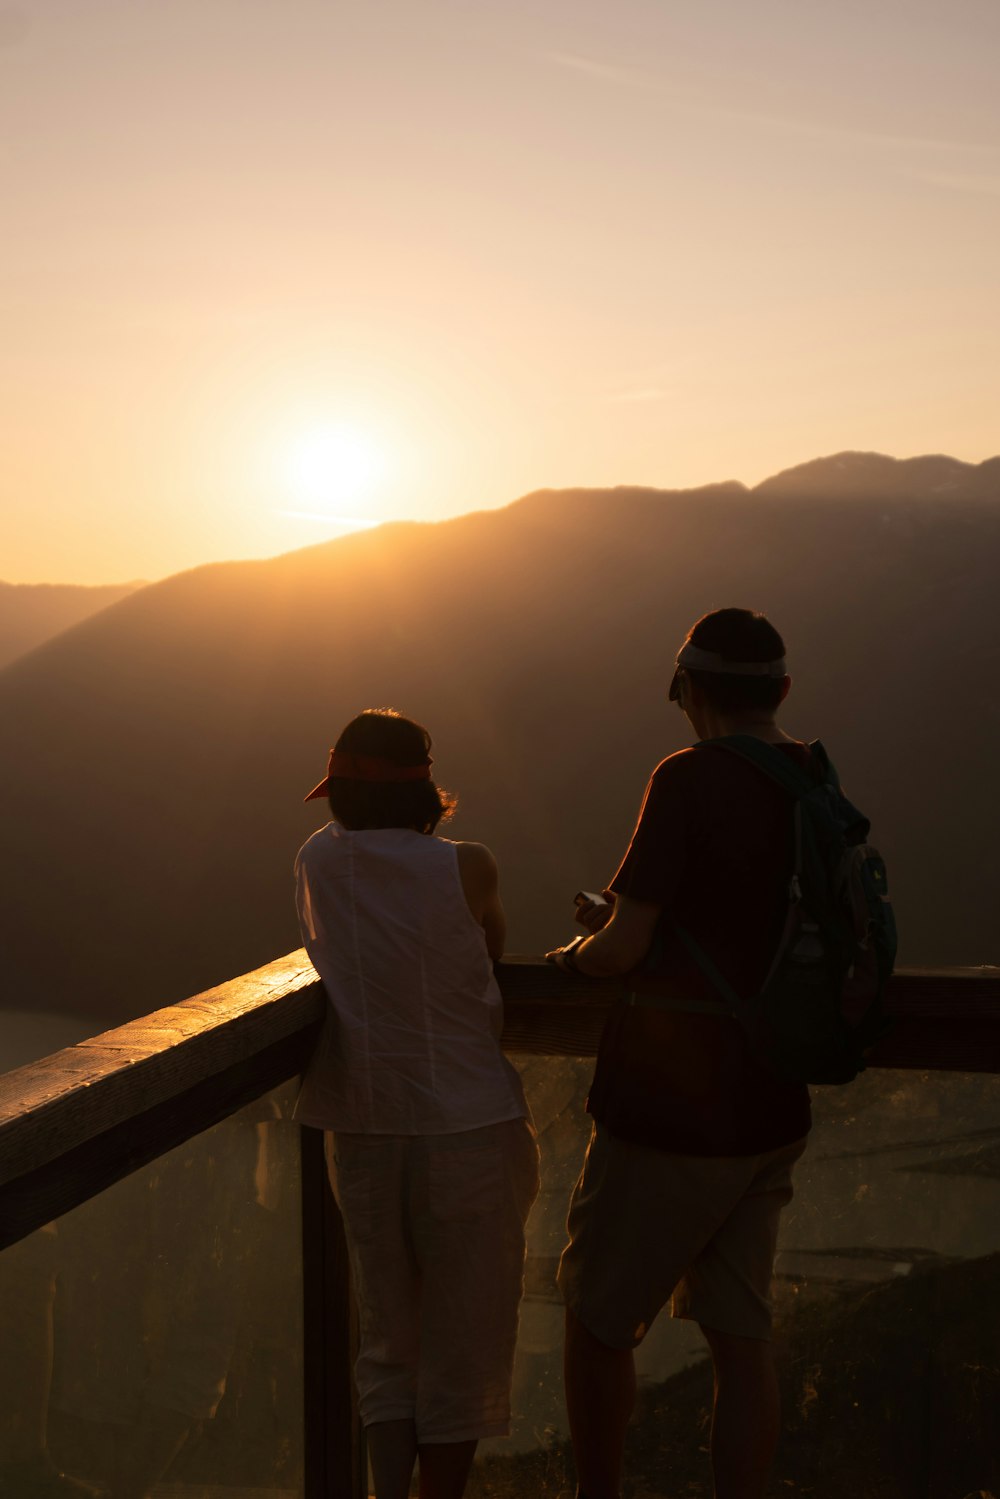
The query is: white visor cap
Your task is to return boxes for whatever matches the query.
[669,642,787,700]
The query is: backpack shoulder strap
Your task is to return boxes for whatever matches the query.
[627,920,744,1017]
[699,735,836,799]
[671,921,743,1012]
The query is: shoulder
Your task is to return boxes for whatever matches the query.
[452,840,499,880]
[644,746,708,799]
[649,747,700,783]
[650,742,789,788]
[642,744,755,815]
[296,826,327,859]
[294,823,336,869]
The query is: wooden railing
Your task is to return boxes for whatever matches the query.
[1,953,999,1496]
[4,954,1000,1251]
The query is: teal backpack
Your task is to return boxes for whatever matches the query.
[674,736,896,1085]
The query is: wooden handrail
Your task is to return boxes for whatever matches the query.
[497,958,1000,1071]
[0,953,322,1191]
[4,954,1000,1185]
[2,952,1000,1250]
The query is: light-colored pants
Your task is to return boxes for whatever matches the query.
[327,1117,539,1443]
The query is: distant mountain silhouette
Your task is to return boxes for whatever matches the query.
[0,579,144,671]
[756,450,1000,501]
[1,451,998,1036]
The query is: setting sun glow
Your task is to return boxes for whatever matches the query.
[277,424,389,527]
[2,0,998,585]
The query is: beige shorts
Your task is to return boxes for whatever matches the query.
[328,1117,539,1442]
[557,1123,807,1348]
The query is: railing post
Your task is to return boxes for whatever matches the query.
[300,1124,366,1499]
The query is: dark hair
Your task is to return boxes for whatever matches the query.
[683,608,787,713]
[327,708,456,834]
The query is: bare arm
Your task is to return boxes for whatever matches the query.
[455,841,507,961]
[549,893,661,976]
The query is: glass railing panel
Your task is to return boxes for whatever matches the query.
[0,1081,304,1499]
[471,1063,1000,1498]
[770,1067,1000,1499]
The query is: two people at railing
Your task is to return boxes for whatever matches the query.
[294,608,812,1499]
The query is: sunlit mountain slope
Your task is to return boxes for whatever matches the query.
[1,451,998,1029]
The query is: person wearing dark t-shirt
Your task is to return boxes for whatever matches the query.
[548,608,812,1499]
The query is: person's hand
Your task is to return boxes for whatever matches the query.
[545,937,585,969]
[574,890,615,934]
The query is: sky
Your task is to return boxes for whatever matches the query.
[2,0,999,585]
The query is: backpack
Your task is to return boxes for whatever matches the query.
[673,735,896,1085]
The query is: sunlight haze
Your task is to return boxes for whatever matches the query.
[2,0,998,583]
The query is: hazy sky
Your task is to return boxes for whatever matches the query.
[3,0,998,584]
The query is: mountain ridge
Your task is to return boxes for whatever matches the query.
[1,449,998,1037]
[0,578,145,673]
[754,450,1000,499]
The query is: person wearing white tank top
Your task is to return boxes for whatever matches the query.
[294,710,539,1499]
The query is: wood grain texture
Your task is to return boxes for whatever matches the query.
[0,1034,313,1251]
[0,952,324,1187]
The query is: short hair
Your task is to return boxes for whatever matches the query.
[682,608,787,713]
[327,709,457,834]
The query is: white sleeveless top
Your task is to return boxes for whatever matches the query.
[293,824,528,1134]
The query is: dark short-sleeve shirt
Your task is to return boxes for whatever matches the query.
[586,741,813,1156]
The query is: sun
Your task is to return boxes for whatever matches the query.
[279,422,389,522]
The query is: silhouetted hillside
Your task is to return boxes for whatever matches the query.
[1,451,998,1031]
[757,449,1000,502]
[0,579,143,671]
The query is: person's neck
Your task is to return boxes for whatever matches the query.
[694,710,792,744]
